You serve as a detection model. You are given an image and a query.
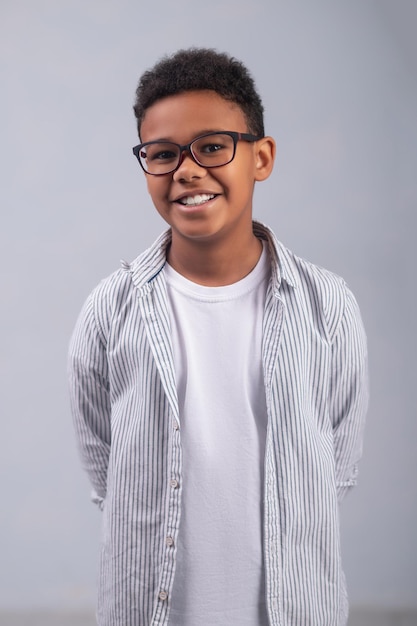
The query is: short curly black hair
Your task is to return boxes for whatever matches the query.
[133,48,265,137]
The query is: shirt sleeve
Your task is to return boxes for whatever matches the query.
[329,285,369,503]
[68,290,111,510]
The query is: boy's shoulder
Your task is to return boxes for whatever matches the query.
[90,228,172,302]
[254,221,352,341]
[92,221,346,298]
[255,221,347,291]
[79,230,170,339]
[87,222,353,342]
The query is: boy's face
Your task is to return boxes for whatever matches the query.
[139,90,274,248]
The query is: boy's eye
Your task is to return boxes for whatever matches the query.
[197,141,225,154]
[145,144,178,162]
[153,151,176,161]
[193,134,233,160]
[199,142,225,154]
[149,151,177,162]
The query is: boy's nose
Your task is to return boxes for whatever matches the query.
[172,150,207,181]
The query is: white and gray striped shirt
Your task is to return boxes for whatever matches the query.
[68,221,368,626]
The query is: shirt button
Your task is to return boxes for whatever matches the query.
[166,536,174,547]
[173,420,179,430]
[170,479,178,489]
[158,591,168,601]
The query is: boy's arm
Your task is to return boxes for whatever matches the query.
[68,292,111,510]
[329,286,369,503]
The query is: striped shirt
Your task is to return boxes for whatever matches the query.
[68,221,368,626]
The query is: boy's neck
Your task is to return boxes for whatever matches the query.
[167,230,263,287]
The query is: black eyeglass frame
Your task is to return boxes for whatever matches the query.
[132,131,262,176]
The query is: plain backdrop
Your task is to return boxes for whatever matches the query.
[1,0,416,615]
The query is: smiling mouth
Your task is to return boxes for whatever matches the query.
[177,193,217,207]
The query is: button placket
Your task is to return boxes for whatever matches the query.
[154,410,182,621]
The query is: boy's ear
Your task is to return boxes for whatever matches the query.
[254,136,276,182]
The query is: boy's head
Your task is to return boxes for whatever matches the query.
[133,48,264,138]
[132,49,275,254]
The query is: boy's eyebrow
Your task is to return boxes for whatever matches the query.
[143,129,232,143]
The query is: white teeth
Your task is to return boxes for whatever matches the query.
[179,194,215,206]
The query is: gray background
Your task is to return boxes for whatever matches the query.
[1,0,416,623]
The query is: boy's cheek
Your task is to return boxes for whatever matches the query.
[146,177,168,202]
[145,175,154,196]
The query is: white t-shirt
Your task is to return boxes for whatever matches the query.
[165,243,270,626]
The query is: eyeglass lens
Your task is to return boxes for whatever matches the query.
[139,133,235,174]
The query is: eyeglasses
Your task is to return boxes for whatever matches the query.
[132,131,262,176]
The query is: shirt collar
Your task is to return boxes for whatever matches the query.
[123,221,298,292]
[252,221,298,291]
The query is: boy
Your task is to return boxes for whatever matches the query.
[68,48,368,626]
